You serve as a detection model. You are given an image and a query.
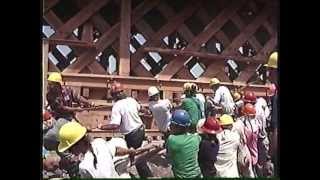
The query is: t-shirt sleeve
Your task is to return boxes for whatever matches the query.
[110,104,121,125]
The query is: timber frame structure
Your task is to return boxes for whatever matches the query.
[42,0,278,137]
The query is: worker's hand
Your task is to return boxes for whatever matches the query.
[128,148,137,156]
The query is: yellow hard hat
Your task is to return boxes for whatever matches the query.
[58,122,87,153]
[48,72,63,84]
[233,92,242,101]
[209,78,220,87]
[219,114,234,125]
[264,52,278,69]
[183,82,192,91]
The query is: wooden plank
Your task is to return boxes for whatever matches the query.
[43,10,86,55]
[174,66,195,79]
[163,91,173,102]
[46,38,95,48]
[82,22,94,42]
[43,40,49,107]
[143,47,265,63]
[223,6,272,54]
[43,0,60,13]
[52,0,110,39]
[157,0,247,80]
[87,61,106,74]
[119,0,131,76]
[60,72,269,94]
[130,0,202,70]
[63,0,161,73]
[199,5,272,81]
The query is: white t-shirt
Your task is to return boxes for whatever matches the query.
[149,99,172,132]
[110,97,144,135]
[255,97,270,138]
[107,138,131,178]
[215,129,240,178]
[213,86,235,115]
[79,138,119,178]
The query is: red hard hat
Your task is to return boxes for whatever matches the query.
[43,111,52,121]
[198,117,223,134]
[241,103,256,116]
[110,81,123,93]
[243,91,257,103]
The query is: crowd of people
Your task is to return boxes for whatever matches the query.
[42,52,278,178]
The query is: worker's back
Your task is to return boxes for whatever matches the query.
[215,129,240,177]
[181,97,202,128]
[167,133,202,178]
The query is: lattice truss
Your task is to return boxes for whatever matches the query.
[43,0,278,83]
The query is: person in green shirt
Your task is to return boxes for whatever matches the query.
[167,109,202,178]
[181,83,202,132]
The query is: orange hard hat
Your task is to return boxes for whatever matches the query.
[241,103,256,116]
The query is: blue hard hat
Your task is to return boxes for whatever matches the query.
[170,109,191,127]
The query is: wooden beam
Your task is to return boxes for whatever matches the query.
[143,47,265,64]
[59,72,270,97]
[63,0,161,73]
[157,0,247,80]
[82,22,94,42]
[223,6,272,54]
[52,0,110,39]
[43,40,49,107]
[43,10,86,55]
[119,0,131,76]
[130,0,201,70]
[199,5,273,81]
[46,38,95,48]
[43,0,60,13]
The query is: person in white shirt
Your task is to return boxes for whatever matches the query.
[208,78,235,116]
[255,97,273,176]
[57,122,137,178]
[100,81,153,177]
[147,86,172,133]
[215,114,240,177]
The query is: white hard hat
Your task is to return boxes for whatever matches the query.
[148,86,160,97]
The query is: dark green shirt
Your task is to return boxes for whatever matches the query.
[181,97,202,127]
[167,133,202,178]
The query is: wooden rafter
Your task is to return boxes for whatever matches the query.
[60,72,270,96]
[130,0,202,75]
[143,47,265,64]
[46,38,95,48]
[119,0,131,75]
[63,0,161,74]
[198,4,273,81]
[157,0,247,80]
[51,0,110,39]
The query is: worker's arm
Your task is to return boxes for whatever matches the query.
[100,124,120,130]
[71,88,94,107]
[101,104,121,130]
[61,106,84,112]
[115,147,136,156]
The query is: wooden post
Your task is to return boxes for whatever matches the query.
[119,0,131,75]
[43,40,49,108]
